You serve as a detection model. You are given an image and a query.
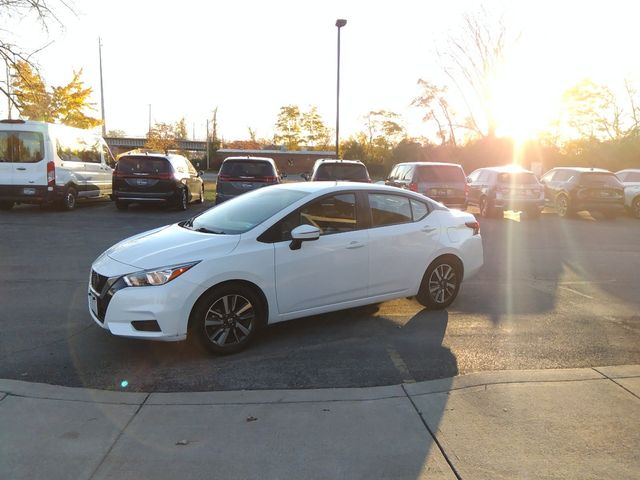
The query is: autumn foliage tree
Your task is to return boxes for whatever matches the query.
[274,105,332,150]
[12,61,102,129]
[144,118,188,153]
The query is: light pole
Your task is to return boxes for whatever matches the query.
[335,18,347,159]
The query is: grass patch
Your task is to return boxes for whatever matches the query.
[203,182,217,202]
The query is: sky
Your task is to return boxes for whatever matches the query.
[2,0,640,142]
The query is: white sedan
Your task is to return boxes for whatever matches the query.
[616,169,640,219]
[88,182,483,354]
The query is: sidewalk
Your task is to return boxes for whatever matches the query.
[1,365,639,480]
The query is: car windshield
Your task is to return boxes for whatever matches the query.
[117,156,171,174]
[497,172,539,184]
[220,160,275,178]
[417,165,465,183]
[185,187,309,234]
[580,172,621,187]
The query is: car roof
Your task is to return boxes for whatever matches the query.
[552,167,612,174]
[479,165,534,173]
[616,168,640,174]
[395,162,462,168]
[314,158,365,165]
[267,181,422,197]
[223,156,276,165]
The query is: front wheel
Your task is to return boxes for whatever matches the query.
[416,257,462,310]
[556,194,572,218]
[191,283,265,355]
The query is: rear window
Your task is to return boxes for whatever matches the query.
[116,156,171,174]
[416,165,465,183]
[315,163,369,181]
[579,172,622,187]
[0,131,44,163]
[497,172,539,185]
[220,160,275,178]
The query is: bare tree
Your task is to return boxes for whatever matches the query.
[437,6,512,138]
[412,79,458,146]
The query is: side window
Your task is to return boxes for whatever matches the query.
[467,170,480,183]
[0,131,44,163]
[554,170,572,182]
[541,170,555,183]
[402,166,415,181]
[187,160,197,175]
[477,171,491,183]
[388,166,398,180]
[57,134,101,163]
[369,193,412,227]
[275,193,358,241]
[410,199,430,221]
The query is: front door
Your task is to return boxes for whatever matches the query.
[273,192,369,314]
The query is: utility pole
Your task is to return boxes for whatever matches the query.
[335,19,347,159]
[98,38,106,136]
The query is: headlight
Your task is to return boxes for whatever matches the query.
[123,262,199,287]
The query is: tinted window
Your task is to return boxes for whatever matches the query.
[0,131,44,163]
[410,199,429,221]
[417,165,465,183]
[497,172,539,184]
[401,166,415,181]
[553,170,574,182]
[220,160,275,178]
[315,163,369,181]
[579,172,622,187]
[190,187,309,235]
[298,193,356,235]
[117,156,171,174]
[369,193,412,227]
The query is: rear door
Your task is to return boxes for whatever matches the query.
[80,136,108,198]
[4,130,48,189]
[367,193,439,296]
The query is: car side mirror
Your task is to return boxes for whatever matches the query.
[289,224,320,250]
[301,173,310,181]
[198,170,204,177]
[466,176,472,183]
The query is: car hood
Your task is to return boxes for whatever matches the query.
[104,224,240,270]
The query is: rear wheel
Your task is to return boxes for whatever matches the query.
[556,194,572,218]
[632,197,640,219]
[61,187,77,211]
[177,188,188,211]
[0,201,14,210]
[191,283,265,355]
[416,256,462,310]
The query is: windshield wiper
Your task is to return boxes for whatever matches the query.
[195,227,226,234]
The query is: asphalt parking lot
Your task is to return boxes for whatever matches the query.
[0,199,639,392]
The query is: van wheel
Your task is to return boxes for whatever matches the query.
[177,188,188,211]
[416,256,462,310]
[0,201,14,210]
[115,200,128,211]
[61,187,77,211]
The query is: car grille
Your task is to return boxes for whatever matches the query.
[91,270,108,294]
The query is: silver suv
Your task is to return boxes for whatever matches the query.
[215,156,283,204]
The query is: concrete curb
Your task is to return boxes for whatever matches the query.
[2,364,638,404]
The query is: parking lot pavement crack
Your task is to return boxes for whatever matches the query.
[401,384,463,480]
[88,392,150,480]
[592,367,640,401]
[0,391,145,406]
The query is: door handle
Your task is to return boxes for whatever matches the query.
[422,226,437,233]
[346,241,365,250]
[16,167,26,171]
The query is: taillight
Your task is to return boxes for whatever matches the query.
[409,182,418,192]
[465,220,480,235]
[46,161,55,186]
[263,176,278,183]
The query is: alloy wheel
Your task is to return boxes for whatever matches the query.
[203,294,255,347]
[428,263,458,304]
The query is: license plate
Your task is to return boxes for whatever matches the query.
[242,183,255,189]
[438,189,448,196]
[89,291,98,316]
[23,187,36,195]
[136,179,149,186]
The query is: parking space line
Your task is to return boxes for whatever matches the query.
[386,345,416,384]
[558,286,594,299]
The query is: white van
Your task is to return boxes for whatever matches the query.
[0,119,115,210]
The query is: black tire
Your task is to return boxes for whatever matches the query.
[61,187,77,211]
[191,283,265,355]
[632,197,640,219]
[416,256,462,310]
[177,188,188,211]
[0,201,14,210]
[556,194,572,218]
[115,200,128,211]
